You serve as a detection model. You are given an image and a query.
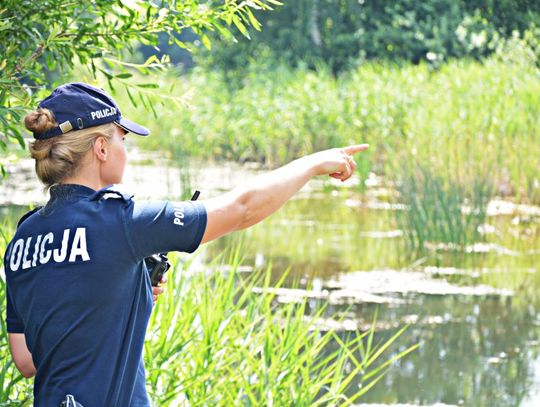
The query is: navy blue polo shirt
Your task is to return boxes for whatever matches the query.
[3,184,207,406]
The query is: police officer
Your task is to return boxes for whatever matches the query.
[4,82,368,406]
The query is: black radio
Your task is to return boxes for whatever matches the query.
[144,253,171,287]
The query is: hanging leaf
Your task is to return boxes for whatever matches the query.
[201,34,212,50]
[115,73,133,79]
[245,9,262,31]
[137,83,160,89]
[233,15,251,39]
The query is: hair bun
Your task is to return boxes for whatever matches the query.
[24,108,57,134]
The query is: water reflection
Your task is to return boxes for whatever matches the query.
[346,296,540,407]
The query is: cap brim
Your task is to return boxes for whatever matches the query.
[115,117,150,136]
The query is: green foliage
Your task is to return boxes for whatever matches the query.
[0,0,280,172]
[197,0,540,73]
[124,51,540,203]
[395,164,495,252]
[0,278,33,406]
[144,252,418,406]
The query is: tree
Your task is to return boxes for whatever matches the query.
[199,0,540,74]
[0,0,279,175]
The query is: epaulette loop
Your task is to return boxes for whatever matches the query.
[90,185,134,202]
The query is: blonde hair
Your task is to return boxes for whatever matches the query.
[24,108,116,188]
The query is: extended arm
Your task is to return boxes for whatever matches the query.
[200,144,368,244]
[8,333,36,378]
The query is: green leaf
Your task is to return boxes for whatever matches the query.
[0,20,13,32]
[137,83,160,89]
[213,21,233,41]
[143,55,159,66]
[10,128,26,149]
[174,37,192,51]
[115,73,133,79]
[232,15,250,39]
[201,34,212,50]
[125,87,138,108]
[98,68,113,80]
[246,9,262,31]
[47,24,62,42]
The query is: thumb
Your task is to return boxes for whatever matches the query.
[343,144,369,156]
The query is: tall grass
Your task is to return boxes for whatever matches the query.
[104,53,540,203]
[144,249,418,406]
[395,164,495,253]
[0,222,416,405]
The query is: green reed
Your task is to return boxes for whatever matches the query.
[105,49,540,203]
[0,283,33,407]
[395,164,495,254]
[144,249,418,406]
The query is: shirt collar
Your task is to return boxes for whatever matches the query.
[49,184,98,201]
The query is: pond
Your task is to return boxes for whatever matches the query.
[1,154,540,406]
[207,194,540,407]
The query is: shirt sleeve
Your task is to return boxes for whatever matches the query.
[125,200,207,260]
[5,282,25,333]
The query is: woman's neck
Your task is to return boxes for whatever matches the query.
[61,158,109,191]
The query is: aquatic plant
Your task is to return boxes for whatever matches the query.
[395,163,495,254]
[144,249,418,406]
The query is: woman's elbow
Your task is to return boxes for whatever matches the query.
[21,368,36,379]
[16,362,36,378]
[9,334,36,378]
[231,196,254,231]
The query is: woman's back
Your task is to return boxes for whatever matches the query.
[6,183,206,406]
[6,184,154,406]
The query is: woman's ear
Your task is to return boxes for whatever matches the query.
[94,136,109,162]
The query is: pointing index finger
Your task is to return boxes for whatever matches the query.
[343,144,369,156]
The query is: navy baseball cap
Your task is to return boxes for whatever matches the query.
[33,82,150,140]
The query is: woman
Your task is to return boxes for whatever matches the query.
[4,82,367,406]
